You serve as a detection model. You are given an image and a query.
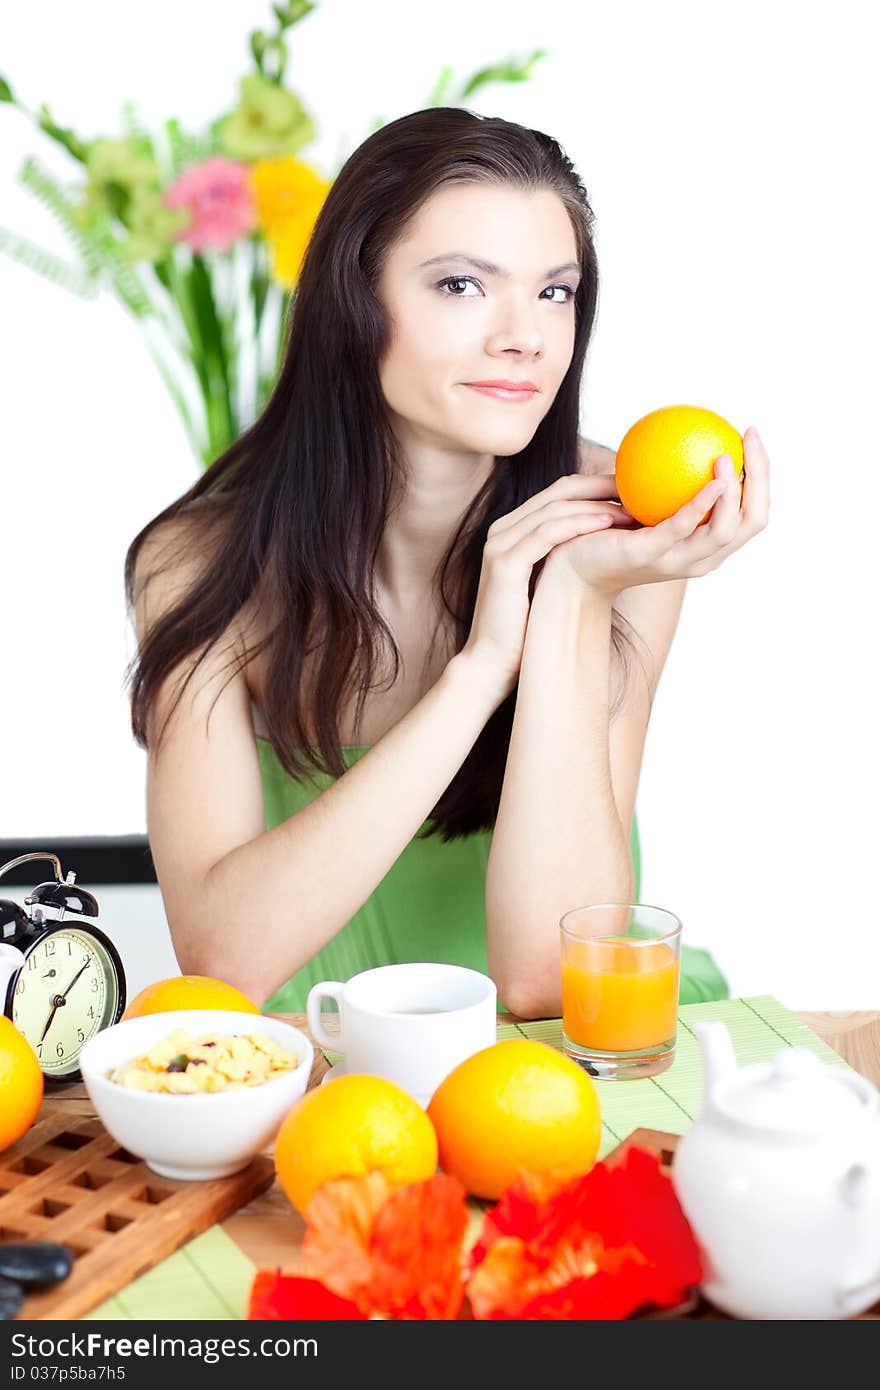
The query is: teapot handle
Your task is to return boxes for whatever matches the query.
[834,1161,880,1316]
[835,1268,880,1318]
[693,1020,738,1108]
[0,942,26,1001]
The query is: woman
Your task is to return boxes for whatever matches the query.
[125,108,768,1018]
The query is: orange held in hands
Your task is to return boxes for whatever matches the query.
[122,974,262,1020]
[274,1073,439,1216]
[0,1017,44,1152]
[427,1039,602,1201]
[615,404,744,526]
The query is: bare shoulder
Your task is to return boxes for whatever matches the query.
[576,436,617,477]
[130,499,230,649]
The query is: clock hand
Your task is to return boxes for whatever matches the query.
[59,957,92,1000]
[39,999,60,1044]
[38,958,92,1045]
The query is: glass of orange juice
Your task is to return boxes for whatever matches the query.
[560,903,682,1079]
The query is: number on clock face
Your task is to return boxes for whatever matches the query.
[11,928,119,1076]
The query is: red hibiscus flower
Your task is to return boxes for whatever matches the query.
[466,1145,702,1320]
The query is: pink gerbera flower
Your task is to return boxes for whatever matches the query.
[163,155,256,252]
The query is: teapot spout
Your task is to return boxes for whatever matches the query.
[694,1020,738,1110]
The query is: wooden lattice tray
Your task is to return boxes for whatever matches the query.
[0,1111,274,1319]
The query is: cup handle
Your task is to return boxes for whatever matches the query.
[306,980,346,1054]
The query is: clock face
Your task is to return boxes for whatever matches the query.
[9,927,121,1078]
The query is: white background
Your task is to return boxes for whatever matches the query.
[1,0,877,1006]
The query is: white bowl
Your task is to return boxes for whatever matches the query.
[79,1009,314,1180]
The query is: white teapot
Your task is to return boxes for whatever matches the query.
[672,1021,880,1319]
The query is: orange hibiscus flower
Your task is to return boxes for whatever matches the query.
[248,1170,469,1321]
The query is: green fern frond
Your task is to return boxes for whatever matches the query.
[18,156,105,277]
[0,227,99,297]
[163,117,210,177]
[120,100,157,160]
[84,210,156,319]
[18,157,155,318]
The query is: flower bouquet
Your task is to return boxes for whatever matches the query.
[247,1144,703,1321]
[0,1,548,469]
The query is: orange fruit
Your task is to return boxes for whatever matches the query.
[615,404,743,526]
[0,1017,44,1152]
[274,1074,438,1215]
[122,974,261,1020]
[427,1039,601,1200]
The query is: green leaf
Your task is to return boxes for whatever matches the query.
[260,35,288,84]
[457,47,550,99]
[425,65,455,109]
[0,74,14,103]
[187,254,236,450]
[34,102,89,163]
[272,1,315,30]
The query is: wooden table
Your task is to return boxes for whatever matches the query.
[46,1009,880,1283]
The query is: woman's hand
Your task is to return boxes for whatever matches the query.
[460,474,635,699]
[541,427,770,599]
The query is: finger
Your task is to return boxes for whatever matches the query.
[589,475,639,522]
[505,512,615,569]
[593,472,624,502]
[688,431,768,563]
[740,425,770,530]
[637,476,727,561]
[605,502,641,527]
[704,454,744,546]
[490,473,619,536]
[493,497,618,550]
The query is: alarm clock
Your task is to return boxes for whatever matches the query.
[0,852,126,1086]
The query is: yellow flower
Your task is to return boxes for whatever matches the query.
[251,156,331,288]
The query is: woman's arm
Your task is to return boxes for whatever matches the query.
[136,517,511,1007]
[150,646,507,1006]
[485,567,634,1019]
[484,423,765,1017]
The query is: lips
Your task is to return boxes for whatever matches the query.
[465,382,539,402]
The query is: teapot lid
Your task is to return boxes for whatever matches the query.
[717,1046,870,1136]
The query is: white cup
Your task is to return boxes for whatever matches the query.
[306,962,497,1106]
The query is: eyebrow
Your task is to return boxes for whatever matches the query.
[418,253,581,280]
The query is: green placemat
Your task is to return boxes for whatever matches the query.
[85,995,855,1320]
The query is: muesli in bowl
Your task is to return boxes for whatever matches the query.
[79,1009,314,1179]
[109,1026,301,1093]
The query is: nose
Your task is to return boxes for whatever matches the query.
[485,290,544,358]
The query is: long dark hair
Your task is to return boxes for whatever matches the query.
[124,106,642,840]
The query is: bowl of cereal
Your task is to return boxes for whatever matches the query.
[79,1010,313,1180]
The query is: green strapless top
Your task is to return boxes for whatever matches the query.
[257,741,728,1014]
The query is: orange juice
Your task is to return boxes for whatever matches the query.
[562,937,679,1052]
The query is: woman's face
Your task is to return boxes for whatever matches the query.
[376,183,580,460]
